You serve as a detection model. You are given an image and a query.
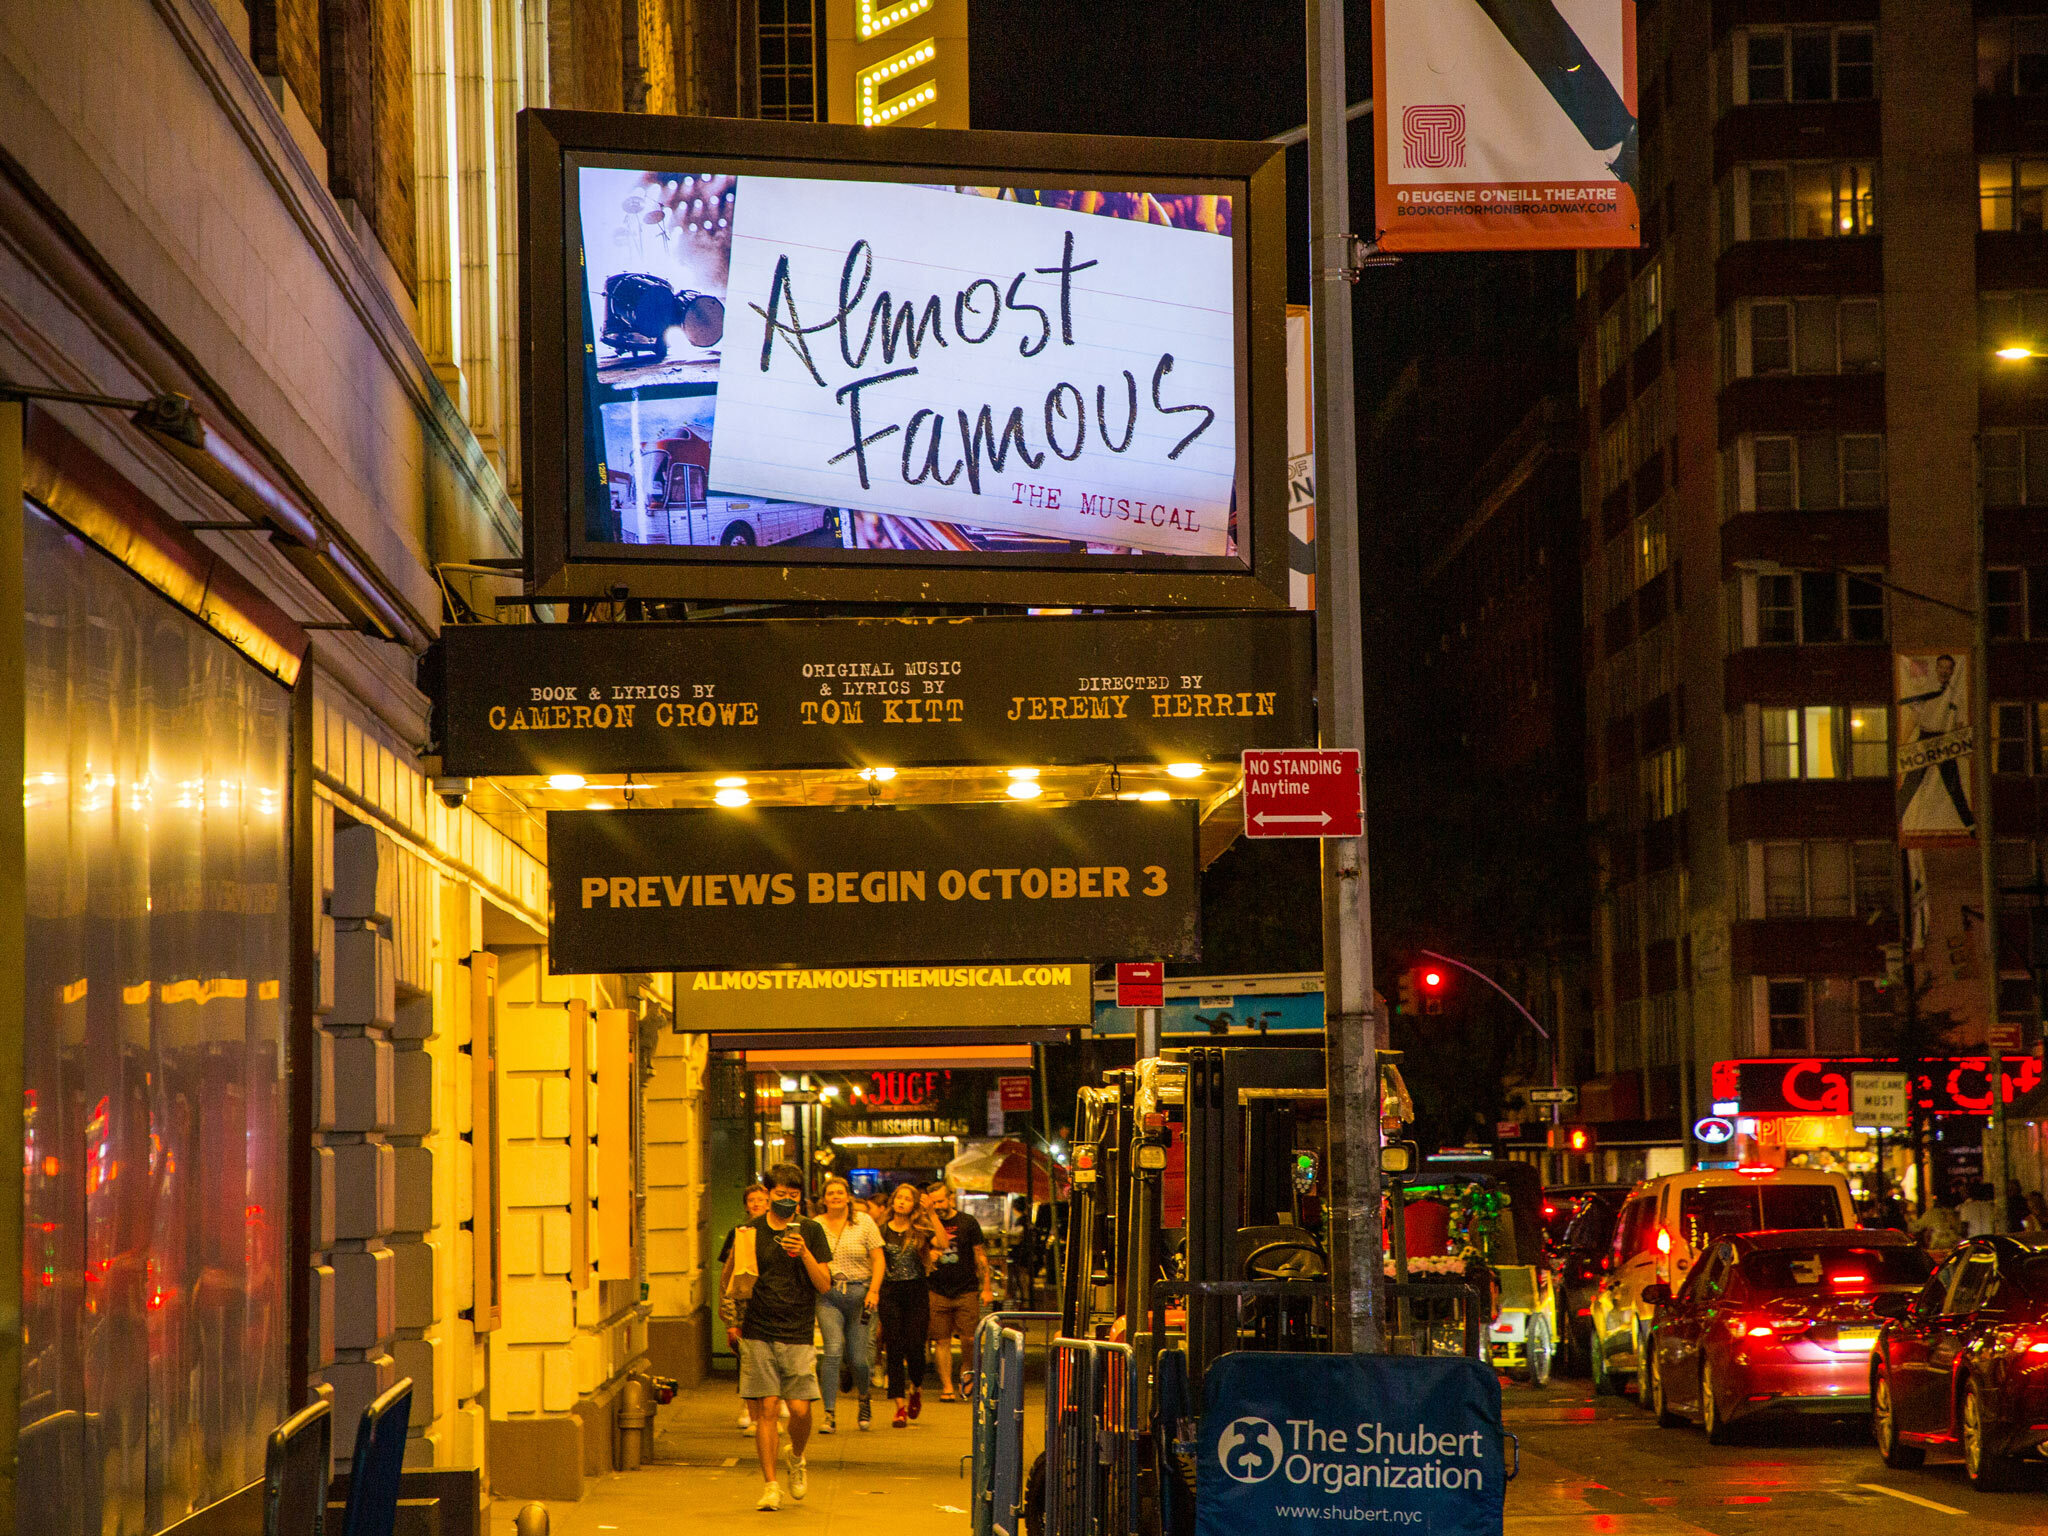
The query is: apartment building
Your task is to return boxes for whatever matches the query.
[1580,2,2048,1195]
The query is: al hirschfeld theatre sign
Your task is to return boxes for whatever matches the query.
[546,800,1199,973]
[430,612,1312,777]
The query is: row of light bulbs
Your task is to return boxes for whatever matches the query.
[542,761,1207,808]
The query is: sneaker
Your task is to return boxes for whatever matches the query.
[739,1412,755,1435]
[858,1399,872,1431]
[908,1385,922,1420]
[786,1452,809,1501]
[778,1402,790,1422]
[756,1484,782,1513]
[818,1410,836,1435]
[892,1406,909,1428]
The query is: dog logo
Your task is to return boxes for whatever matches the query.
[1216,1416,1284,1483]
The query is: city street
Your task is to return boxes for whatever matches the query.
[1504,1381,2048,1534]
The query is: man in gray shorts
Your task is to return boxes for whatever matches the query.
[739,1163,832,1510]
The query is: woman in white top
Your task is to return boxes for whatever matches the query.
[813,1176,885,1431]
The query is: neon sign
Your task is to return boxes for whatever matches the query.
[1722,1056,2042,1117]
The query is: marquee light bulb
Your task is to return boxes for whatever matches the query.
[714,787,750,808]
[1006,779,1042,800]
[715,775,748,788]
[1165,762,1204,778]
[547,773,586,791]
[1007,767,1039,779]
[1137,789,1170,802]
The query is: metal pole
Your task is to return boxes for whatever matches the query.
[1307,0,1383,1354]
[1974,443,2008,1232]
[1136,1006,1161,1061]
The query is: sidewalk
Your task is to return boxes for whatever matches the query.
[486,1376,983,1536]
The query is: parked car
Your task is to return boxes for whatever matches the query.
[1548,1186,1628,1373]
[1588,1166,1854,1397]
[1644,1228,1931,1442]
[1870,1232,2048,1490]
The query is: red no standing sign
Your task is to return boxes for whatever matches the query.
[1241,748,1363,838]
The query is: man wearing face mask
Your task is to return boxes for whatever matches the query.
[740,1165,833,1510]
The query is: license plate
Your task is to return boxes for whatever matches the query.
[1835,1329,1877,1351]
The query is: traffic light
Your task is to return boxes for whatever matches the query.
[1419,965,1446,1015]
[1548,1124,1595,1152]
[1396,971,1417,1015]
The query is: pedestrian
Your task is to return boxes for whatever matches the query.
[923,1179,993,1400]
[2027,1190,2048,1232]
[717,1183,770,1432]
[1910,1190,1963,1252]
[813,1175,883,1433]
[877,1181,938,1428]
[1959,1180,1998,1237]
[734,1163,832,1512]
[2006,1178,2028,1234]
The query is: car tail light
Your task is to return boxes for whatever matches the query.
[1740,1315,1808,1340]
[1827,1273,1870,1292]
[1656,1227,1672,1256]
[2020,1327,2048,1356]
[1736,1164,1774,1177]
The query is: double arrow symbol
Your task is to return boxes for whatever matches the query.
[1253,811,1331,827]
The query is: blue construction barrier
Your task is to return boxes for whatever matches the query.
[971,1311,1059,1536]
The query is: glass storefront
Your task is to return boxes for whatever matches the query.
[19,503,292,1535]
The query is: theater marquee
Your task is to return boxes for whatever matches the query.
[545,800,1199,973]
[430,611,1312,778]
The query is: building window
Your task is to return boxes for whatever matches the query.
[1634,262,1664,343]
[1738,27,1877,104]
[1979,17,2048,97]
[1745,840,1896,921]
[1599,303,1627,382]
[1599,419,1632,498]
[1753,704,1889,781]
[1980,428,2048,506]
[1635,504,1669,587]
[1979,292,2048,360]
[756,0,819,120]
[1980,156,2048,232]
[1743,569,1886,646]
[1985,699,2048,773]
[1767,979,1810,1051]
[1978,566,2048,633]
[1640,745,1686,822]
[1726,297,1882,378]
[1727,162,1877,244]
[1729,434,1885,511]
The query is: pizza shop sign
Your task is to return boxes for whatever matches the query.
[1717,1056,2044,1118]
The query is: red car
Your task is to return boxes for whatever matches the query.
[1645,1228,1932,1443]
[1870,1232,2048,1490]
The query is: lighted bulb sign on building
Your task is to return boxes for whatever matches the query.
[827,0,968,130]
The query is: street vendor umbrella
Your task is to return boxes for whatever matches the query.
[992,1140,1064,1201]
[945,1140,1000,1193]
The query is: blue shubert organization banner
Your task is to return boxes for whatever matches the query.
[1197,1353,1506,1536]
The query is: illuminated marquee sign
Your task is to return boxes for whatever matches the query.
[1716,1056,2044,1118]
[829,0,965,129]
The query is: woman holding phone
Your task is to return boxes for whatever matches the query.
[813,1176,884,1431]
[876,1181,940,1428]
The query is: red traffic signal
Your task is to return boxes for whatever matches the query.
[1547,1125,1595,1152]
[1417,966,1446,1014]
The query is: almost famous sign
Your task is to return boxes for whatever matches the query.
[520,112,1291,607]
[546,801,1199,973]
[714,176,1235,555]
[431,612,1312,778]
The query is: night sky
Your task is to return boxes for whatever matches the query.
[966,0,1569,403]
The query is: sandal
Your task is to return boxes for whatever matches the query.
[939,1391,958,1402]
